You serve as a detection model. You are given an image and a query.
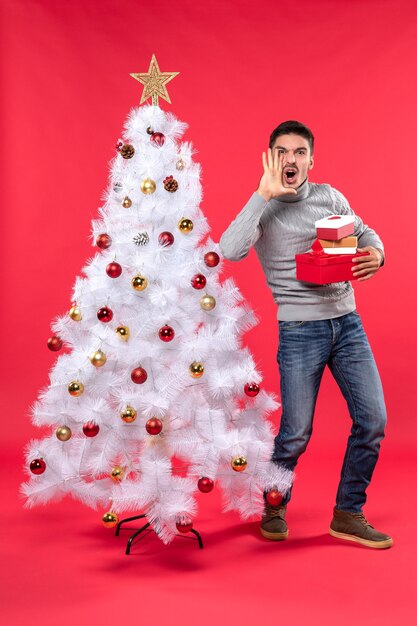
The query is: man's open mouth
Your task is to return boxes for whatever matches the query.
[284,168,297,183]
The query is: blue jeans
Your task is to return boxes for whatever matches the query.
[272,311,387,513]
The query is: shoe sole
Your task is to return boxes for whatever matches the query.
[260,528,289,541]
[329,527,393,549]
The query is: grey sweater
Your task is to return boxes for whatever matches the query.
[219,179,384,321]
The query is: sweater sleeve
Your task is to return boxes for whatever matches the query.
[219,193,269,261]
[330,187,385,259]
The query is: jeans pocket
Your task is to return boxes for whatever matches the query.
[279,320,306,329]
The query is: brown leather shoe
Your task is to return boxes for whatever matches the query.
[329,508,393,549]
[260,503,288,540]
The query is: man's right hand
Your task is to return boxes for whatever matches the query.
[257,148,297,201]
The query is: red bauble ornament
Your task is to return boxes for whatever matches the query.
[266,489,283,506]
[159,325,175,342]
[131,367,148,384]
[30,458,46,475]
[150,132,165,147]
[198,477,214,493]
[244,382,260,397]
[47,336,63,352]
[97,306,113,323]
[204,251,220,268]
[191,274,207,290]
[176,519,193,534]
[106,262,122,278]
[83,422,100,437]
[158,231,174,247]
[96,233,112,249]
[146,417,163,435]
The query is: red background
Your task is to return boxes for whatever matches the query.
[1,1,416,624]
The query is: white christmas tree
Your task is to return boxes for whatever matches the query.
[22,57,292,544]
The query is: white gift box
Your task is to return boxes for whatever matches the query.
[315,215,355,240]
[323,247,357,255]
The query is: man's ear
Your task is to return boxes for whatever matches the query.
[309,155,314,170]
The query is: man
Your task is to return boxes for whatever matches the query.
[219,121,392,549]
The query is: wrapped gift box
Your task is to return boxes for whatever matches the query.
[319,236,358,255]
[315,215,355,240]
[295,240,369,284]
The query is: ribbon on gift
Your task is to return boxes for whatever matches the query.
[311,239,326,256]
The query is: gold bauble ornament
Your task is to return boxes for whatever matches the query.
[110,466,125,482]
[69,305,82,321]
[132,274,148,291]
[89,349,107,367]
[115,326,130,341]
[122,196,132,208]
[231,456,247,472]
[176,158,185,171]
[120,405,137,423]
[56,425,72,441]
[102,511,119,528]
[190,361,204,378]
[140,178,156,195]
[68,381,84,396]
[178,218,193,233]
[200,295,216,311]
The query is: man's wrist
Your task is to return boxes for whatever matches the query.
[256,189,272,202]
[375,248,384,266]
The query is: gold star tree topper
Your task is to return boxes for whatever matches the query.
[130,54,179,106]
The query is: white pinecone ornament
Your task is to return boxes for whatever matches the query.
[133,232,149,246]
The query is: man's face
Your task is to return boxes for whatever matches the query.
[271,133,314,189]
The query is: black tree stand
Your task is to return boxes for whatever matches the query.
[115,513,204,554]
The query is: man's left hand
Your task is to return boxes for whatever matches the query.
[352,246,384,281]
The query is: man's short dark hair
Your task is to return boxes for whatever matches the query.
[269,120,314,153]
